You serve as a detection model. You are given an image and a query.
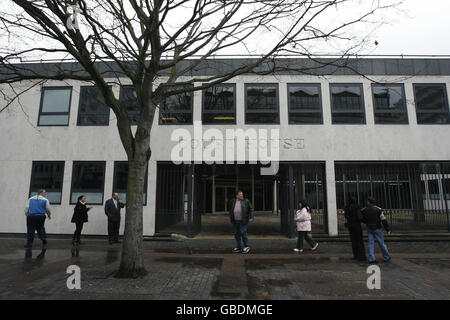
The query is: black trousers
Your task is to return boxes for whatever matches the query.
[297,231,317,250]
[348,225,367,261]
[73,222,84,242]
[108,219,120,243]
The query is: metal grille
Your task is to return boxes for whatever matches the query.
[155,163,185,233]
[335,162,450,233]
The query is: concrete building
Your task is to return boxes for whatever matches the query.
[1,57,449,238]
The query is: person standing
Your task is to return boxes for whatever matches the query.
[71,195,93,246]
[293,200,319,253]
[361,197,391,263]
[228,191,254,254]
[344,197,367,261]
[24,189,51,249]
[104,193,124,245]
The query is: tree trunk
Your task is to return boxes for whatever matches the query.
[115,149,149,278]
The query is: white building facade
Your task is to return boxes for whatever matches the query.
[1,58,449,237]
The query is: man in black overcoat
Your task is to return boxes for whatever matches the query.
[104,193,124,244]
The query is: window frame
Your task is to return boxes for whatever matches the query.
[70,161,106,205]
[76,85,111,126]
[29,161,65,205]
[37,86,73,127]
[330,83,366,125]
[245,83,280,125]
[202,83,236,125]
[287,83,323,125]
[159,85,194,125]
[371,83,409,125]
[413,83,450,125]
[112,161,148,206]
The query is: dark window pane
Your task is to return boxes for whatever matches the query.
[202,113,235,124]
[332,112,365,124]
[204,85,235,111]
[120,86,140,125]
[246,85,278,110]
[246,113,279,124]
[30,162,64,204]
[374,112,408,124]
[71,162,105,204]
[203,84,236,124]
[289,113,323,124]
[414,85,450,124]
[331,85,363,111]
[428,179,440,200]
[443,179,450,200]
[331,84,365,124]
[160,86,193,124]
[113,162,148,205]
[77,86,110,126]
[289,85,321,110]
[373,85,404,111]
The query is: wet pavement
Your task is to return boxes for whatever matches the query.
[0,237,449,300]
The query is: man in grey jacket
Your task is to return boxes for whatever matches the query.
[228,191,254,254]
[104,193,124,244]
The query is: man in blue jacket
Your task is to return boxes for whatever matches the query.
[24,189,52,249]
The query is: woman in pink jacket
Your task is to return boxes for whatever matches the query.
[293,200,319,253]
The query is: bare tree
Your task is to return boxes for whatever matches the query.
[0,0,400,278]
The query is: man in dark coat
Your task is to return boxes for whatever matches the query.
[104,193,124,244]
[228,190,254,254]
[344,197,366,261]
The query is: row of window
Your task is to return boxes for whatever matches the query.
[37,83,450,126]
[29,161,148,205]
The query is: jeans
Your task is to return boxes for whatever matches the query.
[367,228,390,262]
[297,231,316,250]
[232,221,249,249]
[26,215,46,245]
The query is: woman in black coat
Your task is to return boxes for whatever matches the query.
[71,195,92,245]
[344,197,367,261]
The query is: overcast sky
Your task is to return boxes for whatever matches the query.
[369,0,450,55]
[1,0,449,57]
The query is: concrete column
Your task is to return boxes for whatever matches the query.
[325,159,338,236]
[145,160,157,236]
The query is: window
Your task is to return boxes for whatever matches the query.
[29,161,64,204]
[77,86,110,126]
[202,84,236,124]
[288,84,323,124]
[372,84,408,124]
[119,86,140,125]
[71,161,106,204]
[443,178,450,200]
[113,161,148,205]
[38,87,72,126]
[330,84,365,124]
[245,84,279,124]
[413,84,450,124]
[159,85,193,125]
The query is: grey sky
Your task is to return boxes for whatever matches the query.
[369,0,450,55]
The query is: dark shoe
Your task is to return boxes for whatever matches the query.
[368,260,378,264]
[232,248,242,253]
[24,243,32,249]
[383,257,391,263]
[42,239,47,248]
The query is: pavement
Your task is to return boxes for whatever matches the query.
[0,236,449,300]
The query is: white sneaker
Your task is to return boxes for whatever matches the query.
[293,248,303,253]
[242,247,251,254]
[311,243,319,251]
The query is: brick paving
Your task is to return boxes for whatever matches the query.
[0,237,449,300]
